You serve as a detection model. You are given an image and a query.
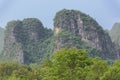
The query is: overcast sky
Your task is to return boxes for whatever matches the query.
[0,0,120,29]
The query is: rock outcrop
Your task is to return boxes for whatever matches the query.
[109,23,120,42]
[3,18,53,64]
[109,22,120,59]
[0,27,4,53]
[3,21,24,63]
[53,9,116,59]
[2,10,118,64]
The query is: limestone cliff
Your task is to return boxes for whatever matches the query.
[109,23,120,42]
[53,9,116,59]
[109,22,120,59]
[3,21,24,63]
[3,18,53,64]
[2,10,118,63]
[0,27,4,53]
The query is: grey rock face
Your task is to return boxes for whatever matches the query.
[3,21,24,63]
[109,22,120,59]
[3,18,46,64]
[0,27,4,53]
[53,9,116,59]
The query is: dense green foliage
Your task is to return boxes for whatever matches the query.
[18,18,53,64]
[53,9,116,60]
[3,9,116,64]
[1,9,120,80]
[0,48,120,80]
[56,29,107,59]
[40,48,92,80]
[40,48,109,80]
[80,11,103,33]
[54,9,103,33]
[54,9,80,28]
[56,29,85,48]
[3,18,54,64]
[1,11,118,80]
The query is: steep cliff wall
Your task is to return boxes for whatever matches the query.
[2,10,118,64]
[0,27,4,53]
[3,18,53,64]
[53,9,116,59]
[3,21,24,63]
[109,22,120,59]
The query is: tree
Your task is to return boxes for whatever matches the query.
[40,48,92,80]
[8,76,28,80]
[86,58,109,80]
[11,65,31,80]
[100,60,120,80]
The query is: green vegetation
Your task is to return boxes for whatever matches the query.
[53,9,116,60]
[54,9,80,27]
[0,48,120,80]
[54,9,103,33]
[40,48,92,80]
[20,18,53,64]
[101,60,120,80]
[55,29,106,59]
[3,18,54,64]
[1,9,118,80]
[2,9,116,64]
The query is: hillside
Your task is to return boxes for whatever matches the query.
[109,22,120,58]
[2,9,118,64]
[0,27,4,53]
[3,18,53,64]
[109,22,120,42]
[0,48,120,80]
[53,9,116,59]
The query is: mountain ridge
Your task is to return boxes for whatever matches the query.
[1,9,118,64]
[109,22,120,59]
[53,9,116,59]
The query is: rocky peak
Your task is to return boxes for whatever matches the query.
[109,22,120,42]
[3,18,52,64]
[109,22,120,59]
[53,9,116,59]
[54,9,83,36]
[3,20,24,63]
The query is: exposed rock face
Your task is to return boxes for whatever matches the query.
[109,23,120,42]
[3,21,24,63]
[54,9,116,59]
[3,18,53,64]
[109,22,120,59]
[2,10,119,63]
[0,27,4,53]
